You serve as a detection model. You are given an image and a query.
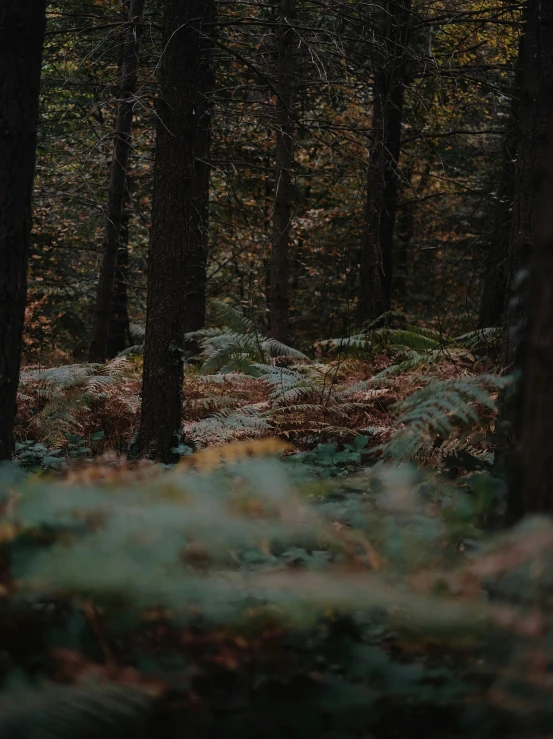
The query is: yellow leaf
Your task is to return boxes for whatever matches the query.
[175,438,292,473]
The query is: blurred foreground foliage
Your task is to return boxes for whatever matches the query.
[0,439,552,738]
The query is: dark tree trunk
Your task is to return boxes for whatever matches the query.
[515,128,553,515]
[0,1,46,461]
[394,159,429,297]
[263,148,273,332]
[269,0,296,344]
[137,0,215,462]
[357,0,411,326]
[106,180,132,358]
[394,199,415,298]
[502,0,553,366]
[478,33,523,330]
[505,0,553,518]
[477,139,516,330]
[89,0,145,363]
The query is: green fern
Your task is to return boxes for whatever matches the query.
[380,374,512,461]
[455,327,503,352]
[209,299,256,334]
[319,325,500,377]
[320,325,443,352]
[188,300,308,376]
[255,364,317,405]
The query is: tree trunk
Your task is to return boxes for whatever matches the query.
[516,128,553,514]
[357,0,411,326]
[137,0,215,462]
[269,0,296,344]
[0,1,46,460]
[106,180,132,358]
[506,0,553,517]
[394,159,429,297]
[477,140,516,330]
[89,0,145,363]
[263,147,273,332]
[501,0,553,366]
[478,32,523,331]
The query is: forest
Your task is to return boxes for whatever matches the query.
[1,0,553,736]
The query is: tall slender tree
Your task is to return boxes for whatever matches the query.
[478,24,523,331]
[357,0,412,326]
[0,1,47,460]
[477,131,518,331]
[269,0,296,343]
[89,0,146,363]
[514,126,553,516]
[502,0,553,366]
[137,0,215,462]
[106,179,132,358]
[506,0,553,517]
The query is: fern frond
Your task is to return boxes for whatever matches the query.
[195,372,254,384]
[185,405,272,445]
[437,438,495,467]
[253,364,307,389]
[372,327,442,351]
[339,378,396,394]
[184,395,238,411]
[318,333,371,352]
[318,326,440,354]
[319,324,481,372]
[373,354,428,378]
[261,338,308,361]
[455,327,503,351]
[381,374,512,461]
[117,342,144,356]
[194,305,309,376]
[271,402,328,415]
[18,362,128,447]
[210,299,255,335]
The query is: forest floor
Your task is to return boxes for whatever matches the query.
[6,350,553,739]
[14,351,488,472]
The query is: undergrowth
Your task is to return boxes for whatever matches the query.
[319,319,501,377]
[0,440,550,738]
[15,312,507,479]
[5,312,536,737]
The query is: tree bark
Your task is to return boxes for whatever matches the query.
[501,0,553,366]
[357,0,411,326]
[269,0,296,344]
[516,127,553,514]
[137,0,215,462]
[106,180,132,358]
[89,0,145,363]
[477,137,517,330]
[394,159,429,297]
[0,1,47,460]
[478,30,523,331]
[505,0,553,517]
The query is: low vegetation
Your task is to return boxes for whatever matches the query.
[1,0,552,736]
[2,314,534,737]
